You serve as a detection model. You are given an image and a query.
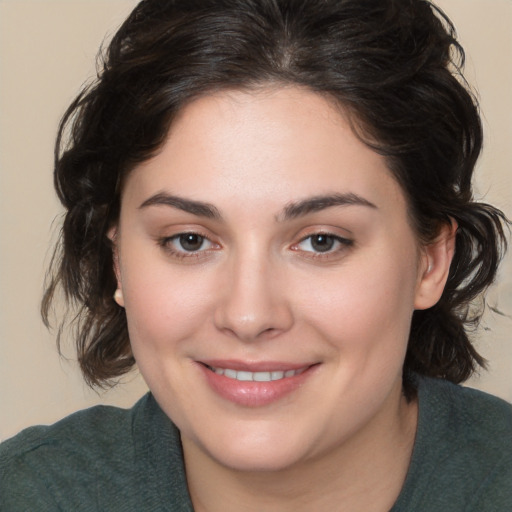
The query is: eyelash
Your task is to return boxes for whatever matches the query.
[292,232,353,259]
[158,232,218,260]
[158,231,353,261]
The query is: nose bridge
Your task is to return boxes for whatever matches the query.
[214,240,292,340]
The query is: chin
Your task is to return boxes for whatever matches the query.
[198,419,330,473]
[204,442,309,473]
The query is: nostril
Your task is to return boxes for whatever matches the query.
[213,275,294,340]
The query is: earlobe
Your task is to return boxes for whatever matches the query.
[414,220,457,310]
[113,288,125,307]
[107,226,125,307]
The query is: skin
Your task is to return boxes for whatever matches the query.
[112,87,455,511]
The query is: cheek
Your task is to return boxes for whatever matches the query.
[120,262,216,415]
[300,246,419,357]
[121,256,214,355]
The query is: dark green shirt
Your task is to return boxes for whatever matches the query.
[1,377,511,511]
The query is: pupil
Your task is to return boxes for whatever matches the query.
[311,234,334,252]
[179,234,203,251]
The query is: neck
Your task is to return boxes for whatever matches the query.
[183,387,418,512]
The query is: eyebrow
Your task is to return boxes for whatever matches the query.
[139,191,376,221]
[279,193,377,221]
[139,192,221,219]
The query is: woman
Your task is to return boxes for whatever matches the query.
[1,0,511,510]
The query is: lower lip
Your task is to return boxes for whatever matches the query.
[198,363,317,407]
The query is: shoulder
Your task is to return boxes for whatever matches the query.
[0,394,152,511]
[419,377,512,453]
[0,393,191,511]
[395,377,512,511]
[0,399,136,467]
[2,399,132,454]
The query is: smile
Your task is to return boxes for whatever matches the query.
[205,365,307,382]
[199,361,319,406]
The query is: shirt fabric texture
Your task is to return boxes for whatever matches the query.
[1,376,511,511]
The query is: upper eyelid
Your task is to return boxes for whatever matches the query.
[298,231,351,242]
[159,231,214,249]
[294,233,353,248]
[158,233,220,261]
[294,226,353,243]
[158,226,215,241]
[290,232,354,255]
[166,232,215,245]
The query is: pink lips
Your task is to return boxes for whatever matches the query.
[197,360,318,407]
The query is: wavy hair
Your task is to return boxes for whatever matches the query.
[42,0,509,388]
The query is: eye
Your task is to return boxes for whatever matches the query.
[294,233,352,254]
[174,233,209,252]
[160,232,216,256]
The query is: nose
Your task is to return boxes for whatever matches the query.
[213,248,294,342]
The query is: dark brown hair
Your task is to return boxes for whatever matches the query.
[43,0,509,388]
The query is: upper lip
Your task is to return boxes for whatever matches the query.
[198,359,316,372]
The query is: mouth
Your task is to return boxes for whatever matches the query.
[204,364,308,382]
[198,361,318,407]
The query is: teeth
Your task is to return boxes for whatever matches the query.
[208,366,305,382]
[224,369,237,379]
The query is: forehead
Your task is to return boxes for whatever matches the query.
[123,87,407,217]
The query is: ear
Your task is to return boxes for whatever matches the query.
[414,220,457,310]
[107,226,125,307]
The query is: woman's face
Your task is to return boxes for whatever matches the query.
[114,87,442,472]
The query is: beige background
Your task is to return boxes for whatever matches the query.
[1,0,511,441]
